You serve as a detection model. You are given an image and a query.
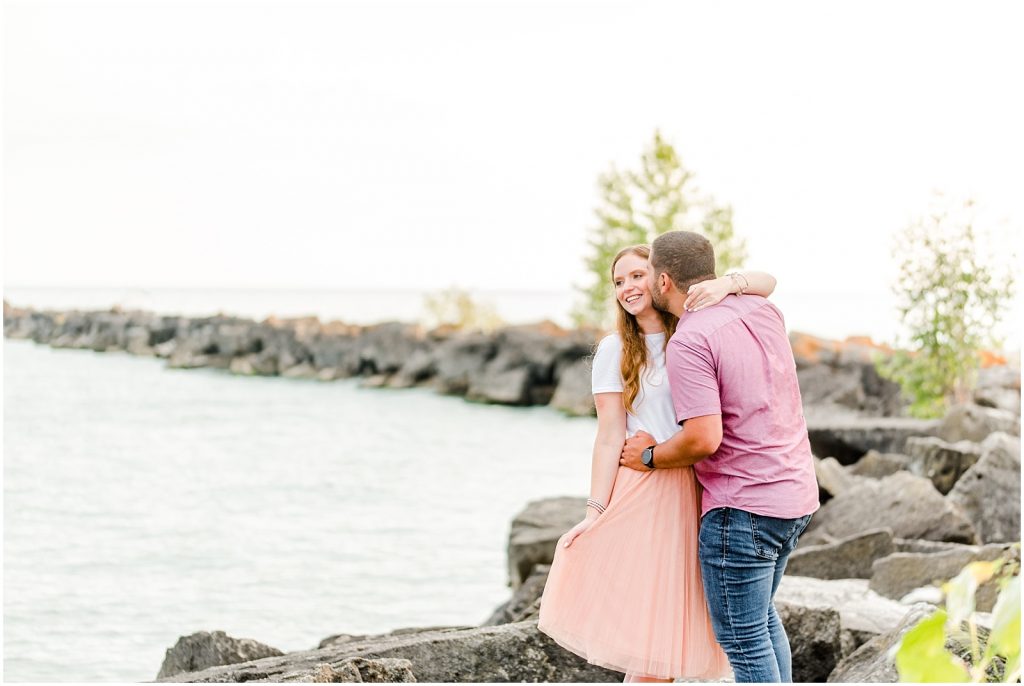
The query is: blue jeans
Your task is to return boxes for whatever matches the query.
[698,507,812,683]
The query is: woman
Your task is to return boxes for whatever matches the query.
[536,245,777,683]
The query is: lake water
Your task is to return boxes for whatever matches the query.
[3,339,597,682]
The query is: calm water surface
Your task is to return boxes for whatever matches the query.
[3,339,596,682]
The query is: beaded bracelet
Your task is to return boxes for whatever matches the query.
[727,272,749,295]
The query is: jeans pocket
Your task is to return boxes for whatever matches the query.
[699,507,728,560]
[749,513,804,560]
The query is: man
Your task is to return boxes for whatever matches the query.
[619,230,819,683]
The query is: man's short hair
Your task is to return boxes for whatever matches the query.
[650,231,716,289]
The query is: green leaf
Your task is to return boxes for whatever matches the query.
[895,610,971,683]
[987,575,1021,660]
[945,560,1000,626]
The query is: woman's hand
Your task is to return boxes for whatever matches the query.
[684,276,735,312]
[562,516,597,548]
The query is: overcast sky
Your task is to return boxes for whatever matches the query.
[3,0,1022,340]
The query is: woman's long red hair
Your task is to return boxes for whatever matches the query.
[612,245,679,414]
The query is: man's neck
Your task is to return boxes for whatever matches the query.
[664,295,687,320]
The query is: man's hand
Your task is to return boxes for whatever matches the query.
[620,430,656,471]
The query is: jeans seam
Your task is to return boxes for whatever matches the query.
[721,508,753,673]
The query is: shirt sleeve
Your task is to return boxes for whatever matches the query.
[591,335,624,394]
[667,334,722,423]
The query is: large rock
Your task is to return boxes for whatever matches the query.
[938,403,1021,443]
[806,473,974,548]
[802,471,977,545]
[549,358,595,417]
[975,386,1021,415]
[904,436,984,494]
[788,528,895,580]
[974,364,1021,413]
[483,565,549,626]
[156,630,284,679]
[827,603,937,683]
[796,361,904,416]
[947,432,1021,543]
[466,328,562,406]
[776,602,842,682]
[847,450,912,479]
[314,657,417,682]
[776,576,909,657]
[432,333,497,395]
[869,543,1013,602]
[155,621,624,683]
[507,498,583,589]
[814,456,869,500]
[805,415,940,465]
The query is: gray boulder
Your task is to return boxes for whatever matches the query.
[776,576,909,658]
[869,543,1013,602]
[507,498,583,589]
[155,621,624,683]
[797,362,904,417]
[893,537,989,554]
[802,471,976,545]
[848,450,912,479]
[432,333,497,395]
[805,415,940,465]
[549,358,595,417]
[947,432,1021,543]
[156,630,284,679]
[814,456,869,500]
[466,328,563,406]
[904,436,984,494]
[312,657,417,682]
[389,348,437,388]
[788,528,895,579]
[827,603,937,683]
[975,386,1021,415]
[938,403,1020,443]
[776,602,842,682]
[484,565,549,626]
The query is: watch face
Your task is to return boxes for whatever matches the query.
[642,448,653,466]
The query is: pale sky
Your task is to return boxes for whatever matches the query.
[3,0,1022,342]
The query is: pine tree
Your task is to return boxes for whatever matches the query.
[573,131,747,328]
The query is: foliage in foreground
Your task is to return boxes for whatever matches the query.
[895,554,1021,682]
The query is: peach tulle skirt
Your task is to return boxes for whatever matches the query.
[537,465,732,681]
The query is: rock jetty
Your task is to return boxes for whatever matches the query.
[6,301,993,422]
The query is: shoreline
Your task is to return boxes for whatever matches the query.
[2,299,952,420]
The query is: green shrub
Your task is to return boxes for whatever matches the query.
[422,288,502,332]
[877,196,1015,418]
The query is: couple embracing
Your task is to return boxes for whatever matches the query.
[537,231,819,683]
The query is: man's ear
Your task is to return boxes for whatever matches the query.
[659,272,673,294]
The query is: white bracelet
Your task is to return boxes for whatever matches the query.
[727,272,748,295]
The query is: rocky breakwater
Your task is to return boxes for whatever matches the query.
[4,302,999,423]
[2,301,600,413]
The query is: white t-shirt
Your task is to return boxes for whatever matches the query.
[591,332,681,444]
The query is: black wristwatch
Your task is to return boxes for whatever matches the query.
[641,444,656,469]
